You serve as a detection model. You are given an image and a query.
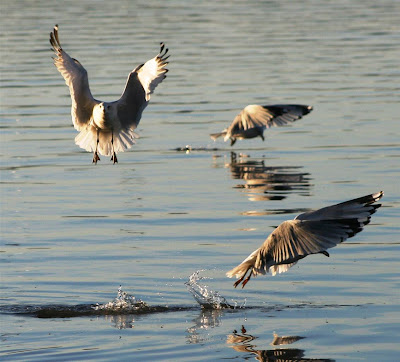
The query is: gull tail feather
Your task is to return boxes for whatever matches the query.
[226,250,259,279]
[210,132,226,141]
[75,127,138,156]
[226,263,250,279]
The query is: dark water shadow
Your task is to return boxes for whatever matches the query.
[0,303,195,318]
[0,301,360,320]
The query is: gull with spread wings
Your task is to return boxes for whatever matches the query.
[210,104,312,146]
[50,25,169,163]
[227,191,383,288]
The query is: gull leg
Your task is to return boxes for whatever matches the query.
[233,269,253,288]
[110,132,118,164]
[241,271,253,288]
[233,269,249,288]
[233,275,245,288]
[92,129,100,164]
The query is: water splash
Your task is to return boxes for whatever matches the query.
[93,286,148,313]
[186,270,246,309]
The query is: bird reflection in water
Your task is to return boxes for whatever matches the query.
[227,326,334,361]
[224,152,312,202]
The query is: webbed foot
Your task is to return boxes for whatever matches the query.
[92,152,100,164]
[111,152,118,164]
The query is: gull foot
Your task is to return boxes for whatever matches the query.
[110,152,118,164]
[92,152,100,164]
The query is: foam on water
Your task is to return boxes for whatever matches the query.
[186,270,246,309]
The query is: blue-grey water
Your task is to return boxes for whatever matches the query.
[1,0,399,361]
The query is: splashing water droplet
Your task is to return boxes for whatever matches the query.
[93,286,148,312]
[186,270,242,309]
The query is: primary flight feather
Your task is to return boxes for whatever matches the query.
[49,25,169,163]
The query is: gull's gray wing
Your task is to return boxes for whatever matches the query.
[295,191,383,221]
[228,104,313,133]
[50,25,97,131]
[259,219,363,272]
[116,43,169,129]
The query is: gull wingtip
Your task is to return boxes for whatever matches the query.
[374,190,384,201]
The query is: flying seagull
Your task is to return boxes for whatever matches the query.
[210,104,312,146]
[226,191,383,288]
[49,25,169,163]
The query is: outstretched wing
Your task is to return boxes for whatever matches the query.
[50,25,97,130]
[116,43,169,130]
[229,104,313,132]
[138,43,169,101]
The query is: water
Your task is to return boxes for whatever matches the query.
[1,0,399,360]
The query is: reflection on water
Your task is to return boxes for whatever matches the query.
[103,314,136,329]
[227,326,334,362]
[186,309,225,344]
[221,152,312,202]
[270,333,305,346]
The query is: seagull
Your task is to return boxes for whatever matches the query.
[210,104,312,146]
[49,25,169,163]
[226,191,383,288]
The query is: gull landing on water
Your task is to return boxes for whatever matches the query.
[210,104,313,146]
[49,25,169,164]
[226,191,383,288]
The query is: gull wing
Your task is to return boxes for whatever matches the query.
[50,25,97,131]
[228,104,313,133]
[138,43,169,101]
[295,191,383,221]
[264,219,361,264]
[116,43,169,130]
[238,217,364,279]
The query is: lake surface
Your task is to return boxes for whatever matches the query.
[1,0,399,360]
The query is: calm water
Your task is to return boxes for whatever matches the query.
[1,0,399,360]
